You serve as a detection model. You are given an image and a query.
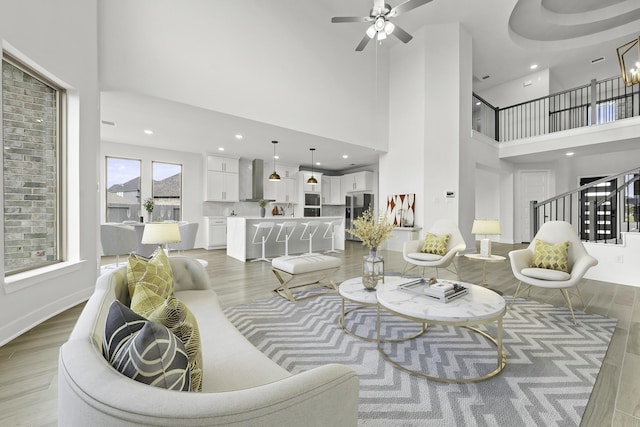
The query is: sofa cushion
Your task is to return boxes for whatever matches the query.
[531,239,570,272]
[104,301,191,391]
[103,300,147,362]
[131,283,203,392]
[127,249,174,300]
[521,267,571,281]
[421,233,450,255]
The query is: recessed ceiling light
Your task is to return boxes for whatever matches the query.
[218,147,225,151]
[316,162,321,166]
[274,155,279,159]
[475,101,481,106]
[143,129,153,135]
[530,64,538,70]
[235,134,243,139]
[342,155,349,159]
[566,152,574,156]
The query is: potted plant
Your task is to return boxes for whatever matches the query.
[258,199,268,218]
[143,198,154,222]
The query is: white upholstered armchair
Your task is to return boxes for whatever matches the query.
[402,219,466,279]
[509,221,598,324]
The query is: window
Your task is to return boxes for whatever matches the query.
[2,55,64,275]
[106,157,141,222]
[152,162,182,221]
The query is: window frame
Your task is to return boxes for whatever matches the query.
[2,51,66,276]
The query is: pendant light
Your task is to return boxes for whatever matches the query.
[307,148,318,185]
[268,140,281,181]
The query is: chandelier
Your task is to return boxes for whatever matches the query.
[617,36,640,86]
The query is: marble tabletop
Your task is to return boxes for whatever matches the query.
[339,276,417,305]
[376,280,506,323]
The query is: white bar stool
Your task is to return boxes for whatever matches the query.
[275,221,297,257]
[250,222,275,262]
[300,221,320,255]
[323,219,343,254]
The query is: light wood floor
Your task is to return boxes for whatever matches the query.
[1,242,638,426]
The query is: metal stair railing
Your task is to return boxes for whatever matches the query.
[530,166,640,243]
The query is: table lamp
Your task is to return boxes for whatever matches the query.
[471,219,500,257]
[141,222,181,255]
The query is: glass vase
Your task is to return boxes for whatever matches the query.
[362,249,384,291]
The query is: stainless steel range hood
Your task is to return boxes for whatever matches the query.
[242,159,275,202]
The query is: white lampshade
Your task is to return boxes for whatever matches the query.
[141,222,181,245]
[471,219,501,235]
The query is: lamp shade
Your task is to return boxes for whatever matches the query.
[141,222,181,245]
[471,219,501,235]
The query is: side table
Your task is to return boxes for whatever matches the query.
[464,253,506,294]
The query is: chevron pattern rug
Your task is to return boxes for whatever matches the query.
[224,293,616,427]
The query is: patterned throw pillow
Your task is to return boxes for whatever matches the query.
[421,233,451,255]
[103,301,191,391]
[531,239,570,272]
[131,283,203,392]
[127,249,174,300]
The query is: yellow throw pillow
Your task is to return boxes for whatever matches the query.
[127,248,174,300]
[531,239,570,272]
[130,283,203,392]
[421,233,451,255]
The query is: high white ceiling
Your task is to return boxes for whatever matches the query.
[99,0,640,170]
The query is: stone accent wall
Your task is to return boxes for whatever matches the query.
[2,60,58,273]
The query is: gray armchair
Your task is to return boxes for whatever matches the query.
[100,224,137,267]
[168,222,199,253]
[402,219,466,279]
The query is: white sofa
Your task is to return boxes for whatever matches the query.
[58,256,359,426]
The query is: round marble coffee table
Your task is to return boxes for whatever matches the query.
[376,280,507,383]
[338,276,426,342]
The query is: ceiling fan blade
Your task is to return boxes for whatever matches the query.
[389,0,432,17]
[355,34,372,52]
[331,16,373,23]
[391,24,413,44]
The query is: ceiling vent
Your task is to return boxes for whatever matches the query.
[101,120,116,126]
[591,57,605,64]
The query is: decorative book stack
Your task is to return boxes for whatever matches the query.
[423,281,468,303]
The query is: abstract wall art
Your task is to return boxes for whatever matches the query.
[386,194,415,227]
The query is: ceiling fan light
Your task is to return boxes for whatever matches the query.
[366,25,376,39]
[377,31,387,41]
[384,21,395,35]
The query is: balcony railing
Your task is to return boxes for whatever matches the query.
[530,167,640,243]
[473,75,640,142]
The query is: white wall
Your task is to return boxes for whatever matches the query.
[100,141,207,248]
[98,0,390,152]
[477,68,550,108]
[0,0,99,345]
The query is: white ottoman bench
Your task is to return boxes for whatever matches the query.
[272,254,342,302]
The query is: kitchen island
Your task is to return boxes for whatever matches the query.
[227,216,345,262]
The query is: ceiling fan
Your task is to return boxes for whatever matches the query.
[331,0,433,51]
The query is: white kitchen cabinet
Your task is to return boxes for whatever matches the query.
[342,171,374,193]
[264,163,298,202]
[301,171,322,193]
[206,155,239,202]
[206,170,239,202]
[275,178,298,204]
[207,156,239,173]
[207,217,227,249]
[322,176,343,205]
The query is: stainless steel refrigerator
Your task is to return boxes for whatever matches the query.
[345,193,374,241]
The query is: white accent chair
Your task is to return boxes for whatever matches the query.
[508,221,598,324]
[402,219,466,279]
[100,224,137,267]
[167,222,199,253]
[323,219,343,254]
